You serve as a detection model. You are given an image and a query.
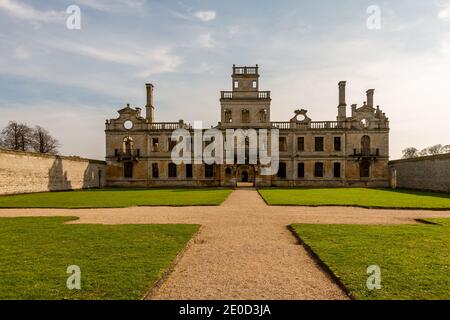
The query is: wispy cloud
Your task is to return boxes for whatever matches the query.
[75,0,146,12]
[194,10,216,22]
[197,33,216,48]
[0,0,65,23]
[438,4,450,20]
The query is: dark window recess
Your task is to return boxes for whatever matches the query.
[297,137,305,152]
[279,137,287,152]
[334,163,341,178]
[168,163,177,178]
[169,139,177,151]
[152,163,159,178]
[152,138,159,151]
[297,163,305,178]
[114,149,119,156]
[315,137,324,152]
[124,162,133,178]
[136,149,140,157]
[277,162,287,178]
[360,160,371,178]
[314,162,324,178]
[225,167,232,176]
[205,164,214,178]
[186,164,193,178]
[334,137,341,151]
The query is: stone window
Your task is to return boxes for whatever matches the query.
[315,137,324,152]
[186,164,193,178]
[123,137,133,154]
[277,162,287,178]
[124,162,133,178]
[152,138,159,152]
[314,162,324,178]
[234,81,239,89]
[334,163,341,178]
[361,135,371,156]
[242,109,250,123]
[298,163,305,178]
[334,137,341,151]
[252,80,257,89]
[225,167,232,176]
[259,109,267,122]
[152,163,159,178]
[168,163,177,178]
[224,110,232,123]
[279,137,287,152]
[205,164,214,178]
[297,137,305,152]
[360,160,371,178]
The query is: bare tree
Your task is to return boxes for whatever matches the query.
[0,121,32,151]
[31,126,60,154]
[402,147,419,159]
[441,145,450,154]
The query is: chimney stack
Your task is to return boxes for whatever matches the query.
[366,89,374,108]
[337,81,347,121]
[145,83,155,122]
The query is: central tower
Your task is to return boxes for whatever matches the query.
[220,64,271,128]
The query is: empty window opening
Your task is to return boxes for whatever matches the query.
[277,162,287,178]
[168,163,177,178]
[334,163,341,178]
[152,163,159,178]
[315,137,324,152]
[298,163,305,178]
[297,137,305,152]
[205,164,214,178]
[334,137,342,151]
[314,162,324,178]
[124,162,133,178]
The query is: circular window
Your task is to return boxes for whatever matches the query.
[360,118,370,128]
[123,120,133,130]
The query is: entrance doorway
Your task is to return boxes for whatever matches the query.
[236,165,255,187]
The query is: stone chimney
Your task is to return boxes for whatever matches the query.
[145,83,155,122]
[337,81,347,121]
[366,89,375,108]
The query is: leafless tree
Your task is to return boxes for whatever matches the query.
[402,147,419,159]
[31,126,60,154]
[0,121,32,151]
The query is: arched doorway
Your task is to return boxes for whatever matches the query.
[236,165,255,187]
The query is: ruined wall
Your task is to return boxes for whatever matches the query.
[389,154,450,193]
[0,149,106,195]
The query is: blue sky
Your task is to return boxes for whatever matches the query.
[0,0,449,159]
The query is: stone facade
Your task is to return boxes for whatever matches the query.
[389,154,450,193]
[105,65,390,188]
[0,149,106,195]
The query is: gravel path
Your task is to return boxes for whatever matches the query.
[1,189,450,300]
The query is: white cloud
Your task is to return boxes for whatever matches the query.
[13,46,30,60]
[0,0,65,22]
[197,33,216,48]
[438,4,450,20]
[194,10,216,22]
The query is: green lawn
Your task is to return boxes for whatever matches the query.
[259,188,450,209]
[0,216,199,300]
[291,219,450,300]
[0,188,232,208]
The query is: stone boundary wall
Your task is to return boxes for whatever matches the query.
[389,153,450,193]
[0,148,106,195]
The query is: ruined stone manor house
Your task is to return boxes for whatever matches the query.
[105,65,390,187]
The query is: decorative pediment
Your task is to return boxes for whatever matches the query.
[290,109,311,123]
